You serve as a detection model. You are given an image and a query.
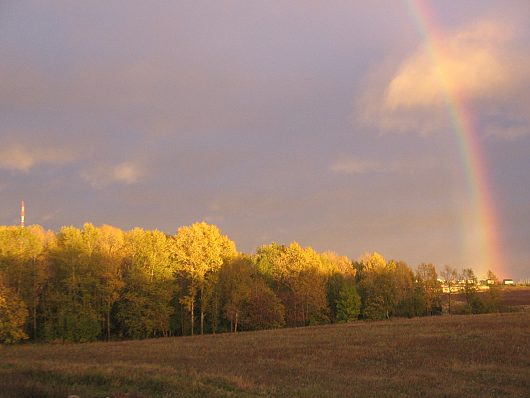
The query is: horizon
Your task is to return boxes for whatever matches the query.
[6,208,526,281]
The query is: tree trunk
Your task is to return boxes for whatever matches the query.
[33,305,37,340]
[448,287,452,315]
[234,311,238,333]
[107,301,111,341]
[181,303,184,336]
[190,298,194,336]
[200,284,205,335]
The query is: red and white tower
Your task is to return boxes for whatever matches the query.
[20,200,25,228]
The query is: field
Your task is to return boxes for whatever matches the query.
[498,286,530,308]
[2,310,530,398]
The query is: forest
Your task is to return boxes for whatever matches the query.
[0,222,499,344]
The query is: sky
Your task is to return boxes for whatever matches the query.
[1,1,529,279]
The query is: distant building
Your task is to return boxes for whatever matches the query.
[503,279,515,286]
[478,280,494,290]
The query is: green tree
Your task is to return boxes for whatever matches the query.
[322,252,356,323]
[482,283,501,313]
[358,253,396,320]
[42,225,102,342]
[0,277,29,343]
[336,284,361,322]
[461,268,487,314]
[117,228,176,339]
[327,273,346,323]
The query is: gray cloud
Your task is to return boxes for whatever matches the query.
[82,162,144,189]
[0,143,74,172]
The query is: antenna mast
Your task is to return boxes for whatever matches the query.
[20,200,25,228]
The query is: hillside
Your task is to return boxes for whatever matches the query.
[1,312,529,397]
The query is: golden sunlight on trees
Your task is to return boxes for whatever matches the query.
[172,222,237,335]
[0,277,29,343]
[118,228,175,339]
[441,265,459,314]
[0,221,505,344]
[255,242,329,326]
[416,263,442,315]
[357,252,396,320]
[0,226,51,339]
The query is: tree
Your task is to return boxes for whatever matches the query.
[241,278,285,330]
[96,225,126,340]
[43,225,102,342]
[117,228,176,339]
[416,263,442,315]
[320,251,355,276]
[461,268,487,314]
[393,261,423,318]
[358,252,387,272]
[0,277,29,343]
[219,256,253,332]
[172,222,237,335]
[255,242,329,326]
[487,269,500,285]
[482,282,501,313]
[0,225,53,339]
[335,284,361,322]
[357,253,397,320]
[327,273,346,323]
[323,253,356,323]
[440,265,458,314]
[461,268,477,306]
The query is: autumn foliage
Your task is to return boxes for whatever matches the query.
[0,221,494,344]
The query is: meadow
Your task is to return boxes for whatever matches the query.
[1,311,529,398]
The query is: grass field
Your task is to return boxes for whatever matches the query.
[1,311,529,398]
[498,286,530,308]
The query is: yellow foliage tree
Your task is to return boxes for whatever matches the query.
[172,222,237,335]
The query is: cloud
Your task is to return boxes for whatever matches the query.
[385,21,514,109]
[356,19,530,138]
[82,162,142,188]
[0,145,74,172]
[112,162,140,184]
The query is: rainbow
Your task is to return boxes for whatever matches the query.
[404,0,504,276]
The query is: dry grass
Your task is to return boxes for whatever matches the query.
[1,312,529,397]
[499,286,530,307]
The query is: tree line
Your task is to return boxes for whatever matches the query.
[0,222,498,344]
